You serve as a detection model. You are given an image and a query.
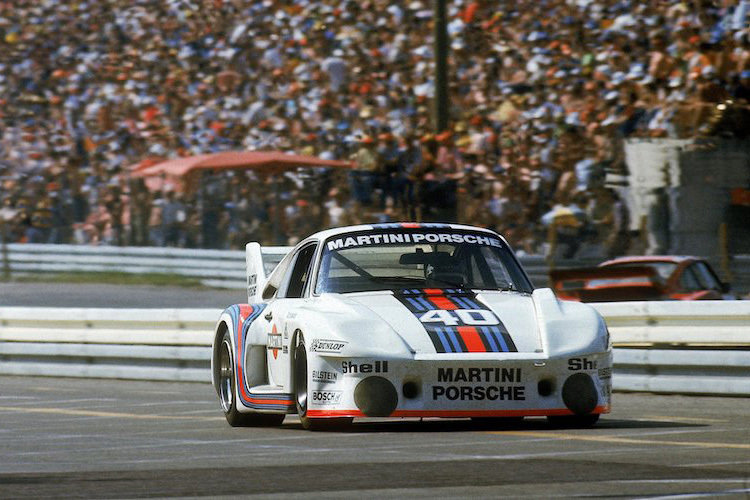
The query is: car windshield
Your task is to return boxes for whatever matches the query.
[315,229,532,294]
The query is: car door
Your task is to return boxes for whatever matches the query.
[264,242,318,387]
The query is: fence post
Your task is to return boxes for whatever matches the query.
[546,221,557,270]
[639,214,648,255]
[719,222,733,282]
[1,218,9,280]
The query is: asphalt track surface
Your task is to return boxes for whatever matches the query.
[0,377,747,499]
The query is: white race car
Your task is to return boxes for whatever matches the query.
[211,223,611,430]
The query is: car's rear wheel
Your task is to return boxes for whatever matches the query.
[294,333,352,431]
[547,414,600,428]
[219,331,284,427]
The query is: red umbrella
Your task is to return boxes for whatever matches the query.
[131,150,353,179]
[128,156,164,174]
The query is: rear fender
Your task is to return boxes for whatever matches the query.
[211,304,268,400]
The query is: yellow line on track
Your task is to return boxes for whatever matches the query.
[0,406,223,421]
[638,415,726,424]
[487,431,750,450]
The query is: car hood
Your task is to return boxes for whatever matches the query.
[327,289,543,355]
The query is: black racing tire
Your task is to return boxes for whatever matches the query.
[471,416,524,429]
[218,331,285,427]
[547,414,600,429]
[294,333,352,431]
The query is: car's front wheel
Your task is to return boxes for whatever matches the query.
[294,333,352,431]
[218,331,284,427]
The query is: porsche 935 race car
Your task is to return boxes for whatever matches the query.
[211,223,612,430]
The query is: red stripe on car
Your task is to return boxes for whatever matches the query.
[457,326,487,352]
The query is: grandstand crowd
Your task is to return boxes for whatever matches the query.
[1,0,749,257]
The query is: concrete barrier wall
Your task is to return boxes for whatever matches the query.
[1,302,747,395]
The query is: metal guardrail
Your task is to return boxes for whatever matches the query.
[595,301,750,347]
[613,349,749,396]
[3,244,748,294]
[1,302,747,395]
[0,244,288,287]
[0,307,218,383]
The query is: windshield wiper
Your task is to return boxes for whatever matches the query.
[427,278,518,292]
[425,277,471,291]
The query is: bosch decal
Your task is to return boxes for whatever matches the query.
[311,390,342,405]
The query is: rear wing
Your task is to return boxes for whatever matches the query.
[549,265,666,302]
[245,243,293,303]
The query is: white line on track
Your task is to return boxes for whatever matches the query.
[637,415,728,424]
[428,447,651,461]
[602,427,743,440]
[639,490,750,499]
[677,460,750,467]
[10,440,345,458]
[114,400,216,407]
[30,385,80,393]
[615,479,750,484]
[4,398,119,406]
[610,480,750,500]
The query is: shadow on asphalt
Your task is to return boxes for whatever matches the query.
[278,416,705,433]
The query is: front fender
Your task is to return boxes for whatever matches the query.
[286,304,414,360]
[533,288,609,358]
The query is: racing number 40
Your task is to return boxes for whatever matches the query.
[418,309,499,326]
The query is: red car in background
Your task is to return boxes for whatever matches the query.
[550,256,733,302]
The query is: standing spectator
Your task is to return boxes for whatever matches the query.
[161,191,186,247]
[27,199,54,243]
[377,132,401,210]
[349,136,379,207]
[103,185,124,246]
[604,189,631,258]
[412,135,438,221]
[129,179,152,246]
[149,194,164,248]
[398,134,422,219]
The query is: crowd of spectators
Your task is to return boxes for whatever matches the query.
[1,0,750,257]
